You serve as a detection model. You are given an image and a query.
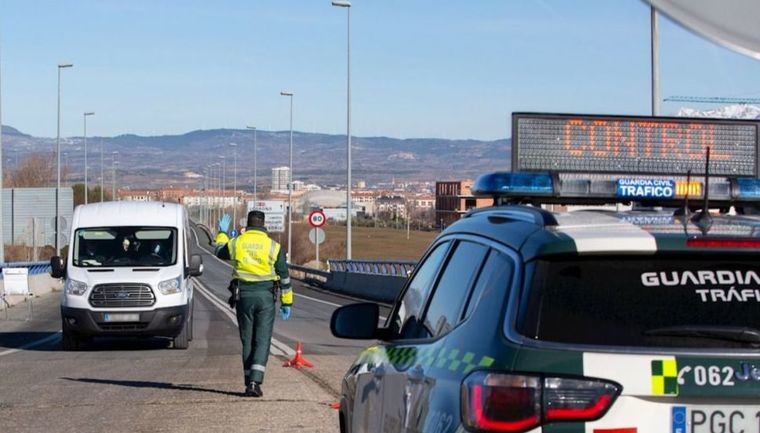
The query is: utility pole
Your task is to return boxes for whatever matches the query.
[246,126,257,201]
[55,63,73,254]
[230,142,237,230]
[332,0,353,260]
[651,6,660,116]
[100,140,104,201]
[280,91,294,262]
[83,112,94,204]
[111,151,118,200]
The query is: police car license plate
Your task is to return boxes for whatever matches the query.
[673,406,760,433]
[103,313,140,322]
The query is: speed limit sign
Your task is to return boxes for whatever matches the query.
[308,210,326,228]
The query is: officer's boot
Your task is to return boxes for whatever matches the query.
[245,382,263,398]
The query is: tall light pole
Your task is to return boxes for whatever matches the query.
[332,0,353,260]
[83,112,94,204]
[230,142,238,230]
[100,139,105,201]
[651,6,660,116]
[111,151,118,200]
[0,40,4,263]
[280,91,294,262]
[246,126,257,201]
[55,63,73,254]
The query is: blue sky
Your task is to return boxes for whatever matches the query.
[2,0,760,140]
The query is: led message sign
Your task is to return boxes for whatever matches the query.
[513,113,760,177]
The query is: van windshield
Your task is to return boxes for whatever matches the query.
[73,227,177,268]
[517,255,760,349]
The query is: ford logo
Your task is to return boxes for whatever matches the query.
[115,291,130,299]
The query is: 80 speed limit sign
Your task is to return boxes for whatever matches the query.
[308,210,326,228]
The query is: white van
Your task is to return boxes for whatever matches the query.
[50,201,203,350]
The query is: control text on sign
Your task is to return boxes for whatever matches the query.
[513,113,759,176]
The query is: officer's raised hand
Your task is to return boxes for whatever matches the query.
[218,213,232,233]
[280,305,291,321]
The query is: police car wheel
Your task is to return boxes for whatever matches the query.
[61,319,82,351]
[172,317,190,350]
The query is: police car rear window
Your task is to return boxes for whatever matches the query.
[517,256,760,349]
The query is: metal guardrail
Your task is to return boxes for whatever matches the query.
[328,260,416,277]
[0,261,51,277]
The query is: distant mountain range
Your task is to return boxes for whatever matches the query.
[677,104,760,119]
[1,126,511,189]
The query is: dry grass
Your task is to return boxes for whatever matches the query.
[285,222,437,264]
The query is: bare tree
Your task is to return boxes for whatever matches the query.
[4,153,61,187]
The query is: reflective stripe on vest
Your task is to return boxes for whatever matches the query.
[231,230,281,283]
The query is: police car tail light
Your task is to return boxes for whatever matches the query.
[462,372,620,432]
[462,372,541,432]
[543,377,619,421]
[686,238,760,249]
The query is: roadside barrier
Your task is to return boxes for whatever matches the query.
[291,260,415,304]
[0,261,51,277]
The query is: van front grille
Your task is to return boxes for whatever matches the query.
[89,284,156,308]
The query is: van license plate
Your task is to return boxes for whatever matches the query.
[103,313,140,322]
[673,406,760,433]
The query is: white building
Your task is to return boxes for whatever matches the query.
[271,166,291,193]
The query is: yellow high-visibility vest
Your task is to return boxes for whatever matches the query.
[229,230,281,283]
[215,232,230,246]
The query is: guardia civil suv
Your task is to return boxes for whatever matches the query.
[330,113,760,433]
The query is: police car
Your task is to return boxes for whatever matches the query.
[330,113,760,433]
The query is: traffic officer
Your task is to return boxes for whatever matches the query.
[216,210,293,397]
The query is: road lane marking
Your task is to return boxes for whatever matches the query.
[0,331,62,357]
[193,277,295,357]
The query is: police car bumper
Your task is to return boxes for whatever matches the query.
[60,305,188,338]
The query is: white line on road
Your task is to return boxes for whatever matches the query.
[193,277,295,357]
[0,331,62,358]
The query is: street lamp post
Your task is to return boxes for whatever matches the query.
[332,0,353,260]
[111,151,118,200]
[230,142,237,231]
[246,126,257,201]
[100,140,105,201]
[280,91,294,262]
[83,112,94,204]
[55,63,73,254]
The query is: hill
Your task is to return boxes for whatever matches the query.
[1,126,511,188]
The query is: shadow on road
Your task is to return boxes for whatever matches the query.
[62,377,245,397]
[0,332,61,351]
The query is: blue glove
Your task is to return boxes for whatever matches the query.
[218,213,231,234]
[280,306,292,321]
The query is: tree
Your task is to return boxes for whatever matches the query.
[4,153,57,187]
[72,183,112,206]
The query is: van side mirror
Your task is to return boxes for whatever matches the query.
[50,256,66,279]
[188,254,203,277]
[330,302,379,339]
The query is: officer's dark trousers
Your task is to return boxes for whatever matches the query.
[235,282,276,386]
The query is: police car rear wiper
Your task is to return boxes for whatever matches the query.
[643,325,760,345]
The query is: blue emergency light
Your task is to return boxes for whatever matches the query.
[471,172,554,197]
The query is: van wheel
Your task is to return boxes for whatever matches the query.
[61,320,82,351]
[172,317,189,350]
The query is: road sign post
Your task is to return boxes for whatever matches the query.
[308,210,327,267]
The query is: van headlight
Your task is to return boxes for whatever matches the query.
[65,279,88,296]
[158,276,182,295]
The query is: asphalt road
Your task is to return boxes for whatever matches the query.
[0,225,387,432]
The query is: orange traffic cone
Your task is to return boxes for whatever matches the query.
[283,341,314,369]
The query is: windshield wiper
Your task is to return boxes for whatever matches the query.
[643,325,760,345]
